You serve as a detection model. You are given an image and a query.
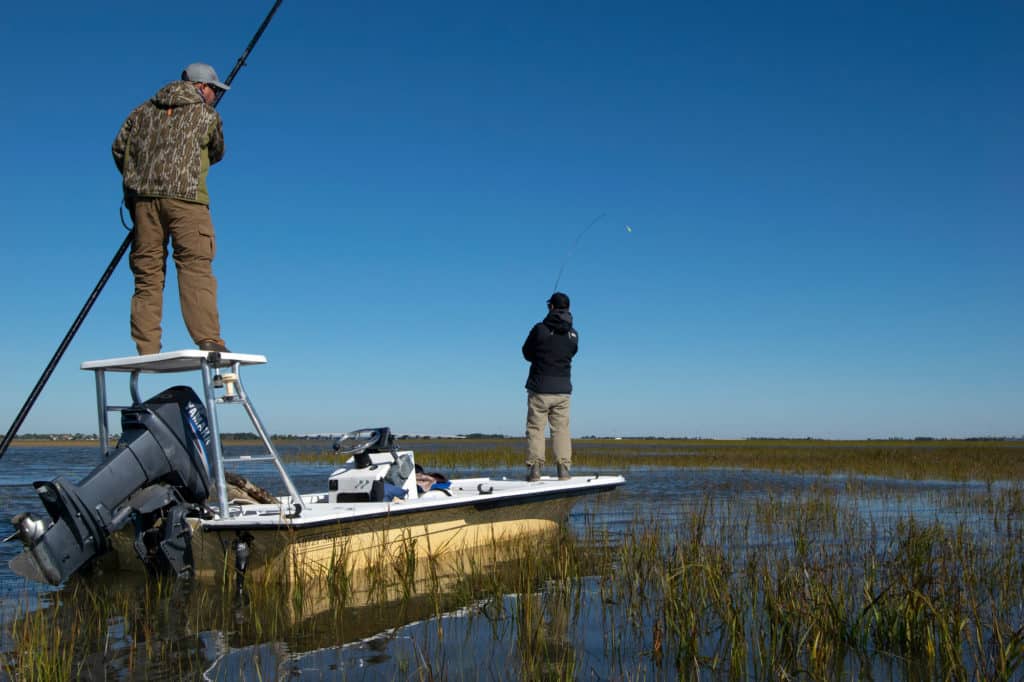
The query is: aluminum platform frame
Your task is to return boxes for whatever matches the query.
[81,350,304,518]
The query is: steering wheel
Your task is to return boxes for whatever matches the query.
[332,429,383,456]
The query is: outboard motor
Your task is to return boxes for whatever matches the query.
[8,386,212,585]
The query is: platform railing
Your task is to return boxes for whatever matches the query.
[87,352,305,519]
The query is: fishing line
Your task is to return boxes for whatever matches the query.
[551,214,635,292]
[552,213,606,293]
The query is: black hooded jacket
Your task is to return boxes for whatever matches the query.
[522,309,579,394]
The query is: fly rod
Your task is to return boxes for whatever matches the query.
[0,0,285,460]
[552,214,605,293]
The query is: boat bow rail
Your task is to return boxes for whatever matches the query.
[81,350,303,518]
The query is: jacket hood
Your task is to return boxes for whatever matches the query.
[543,308,574,333]
[152,81,206,109]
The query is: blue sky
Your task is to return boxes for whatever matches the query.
[0,1,1021,439]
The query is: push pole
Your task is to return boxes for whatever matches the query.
[215,0,284,107]
[0,0,285,459]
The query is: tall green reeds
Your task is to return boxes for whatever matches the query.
[580,490,1024,679]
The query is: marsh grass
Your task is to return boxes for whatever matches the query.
[288,437,1024,482]
[576,490,1024,680]
[3,478,1023,679]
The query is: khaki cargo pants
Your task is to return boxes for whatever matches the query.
[525,391,572,467]
[129,197,225,355]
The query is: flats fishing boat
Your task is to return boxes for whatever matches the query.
[6,350,624,586]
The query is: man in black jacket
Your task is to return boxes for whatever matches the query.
[522,292,579,481]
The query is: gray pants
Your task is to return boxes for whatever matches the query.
[526,391,572,466]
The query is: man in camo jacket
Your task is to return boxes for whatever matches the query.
[112,62,230,355]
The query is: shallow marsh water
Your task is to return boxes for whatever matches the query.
[0,442,1021,680]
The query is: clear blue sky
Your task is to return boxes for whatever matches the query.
[1,1,1020,439]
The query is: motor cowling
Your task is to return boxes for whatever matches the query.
[9,386,212,585]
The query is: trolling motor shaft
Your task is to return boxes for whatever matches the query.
[8,386,212,585]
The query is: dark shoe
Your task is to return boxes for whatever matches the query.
[198,340,230,353]
[526,463,542,482]
[556,463,571,480]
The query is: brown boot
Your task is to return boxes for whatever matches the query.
[526,463,542,482]
[556,463,571,480]
[198,339,230,353]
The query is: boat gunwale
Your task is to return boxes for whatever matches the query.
[200,475,625,532]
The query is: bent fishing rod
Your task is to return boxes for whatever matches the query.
[552,213,605,293]
[0,0,285,460]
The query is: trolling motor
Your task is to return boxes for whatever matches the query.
[8,386,212,585]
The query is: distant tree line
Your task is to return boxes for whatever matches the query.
[12,433,98,440]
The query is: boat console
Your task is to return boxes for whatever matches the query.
[328,428,418,502]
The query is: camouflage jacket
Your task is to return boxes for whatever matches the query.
[112,81,225,205]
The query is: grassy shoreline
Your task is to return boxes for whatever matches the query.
[305,437,1024,482]
[13,437,1024,481]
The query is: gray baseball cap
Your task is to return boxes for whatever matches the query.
[182,62,230,91]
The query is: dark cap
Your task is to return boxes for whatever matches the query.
[547,292,570,309]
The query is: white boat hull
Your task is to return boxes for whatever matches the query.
[107,475,623,583]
